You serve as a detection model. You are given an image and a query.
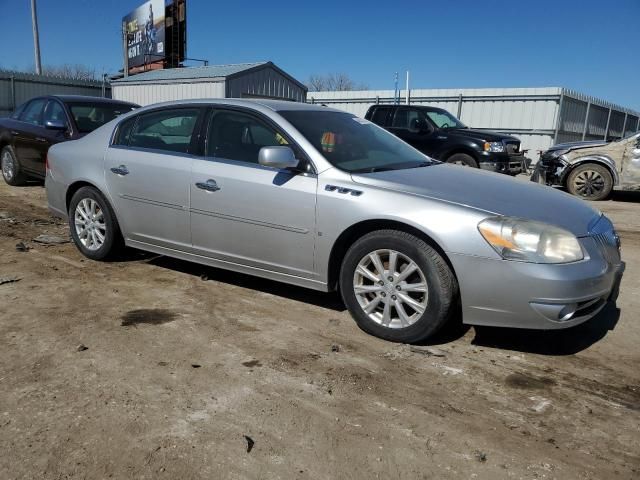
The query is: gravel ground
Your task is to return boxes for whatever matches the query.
[0,180,638,479]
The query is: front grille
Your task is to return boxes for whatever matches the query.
[589,216,621,265]
[504,141,520,154]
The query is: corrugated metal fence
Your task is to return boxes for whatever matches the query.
[0,70,110,117]
[308,87,640,157]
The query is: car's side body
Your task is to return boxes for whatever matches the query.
[46,99,623,332]
[0,95,138,180]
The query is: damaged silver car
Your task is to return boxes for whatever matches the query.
[531,132,640,200]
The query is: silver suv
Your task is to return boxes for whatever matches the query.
[46,100,624,343]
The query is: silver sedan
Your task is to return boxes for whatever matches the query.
[45,100,624,343]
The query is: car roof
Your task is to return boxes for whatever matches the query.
[131,98,345,114]
[47,95,138,106]
[370,104,445,111]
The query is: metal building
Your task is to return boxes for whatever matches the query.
[308,87,640,158]
[0,70,109,117]
[111,62,307,105]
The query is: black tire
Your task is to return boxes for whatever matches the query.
[1,145,28,186]
[68,187,123,260]
[566,163,613,201]
[339,230,458,343]
[446,153,478,168]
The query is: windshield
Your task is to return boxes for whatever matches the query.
[425,109,466,129]
[68,103,136,133]
[279,110,436,173]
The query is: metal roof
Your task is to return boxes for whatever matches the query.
[112,62,269,84]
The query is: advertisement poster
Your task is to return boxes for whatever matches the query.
[123,0,165,69]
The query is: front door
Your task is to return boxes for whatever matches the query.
[13,98,48,174]
[104,107,202,250]
[388,107,438,156]
[190,108,317,279]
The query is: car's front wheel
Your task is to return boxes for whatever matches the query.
[566,163,613,201]
[1,145,27,186]
[446,153,478,168]
[68,186,123,260]
[339,230,458,343]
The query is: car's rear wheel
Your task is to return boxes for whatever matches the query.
[68,187,123,260]
[566,163,613,201]
[339,230,458,343]
[1,146,27,186]
[446,153,478,168]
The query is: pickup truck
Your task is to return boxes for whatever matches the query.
[365,104,524,175]
[1,95,137,185]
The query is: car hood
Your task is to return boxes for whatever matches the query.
[351,164,600,236]
[446,128,518,143]
[547,140,609,152]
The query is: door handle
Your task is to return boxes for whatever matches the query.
[195,179,220,192]
[10,131,20,136]
[35,137,47,143]
[110,165,129,176]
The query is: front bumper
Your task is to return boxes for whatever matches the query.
[449,235,624,330]
[530,156,567,186]
[478,152,525,175]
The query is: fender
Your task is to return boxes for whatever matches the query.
[560,154,619,186]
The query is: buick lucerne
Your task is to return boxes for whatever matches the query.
[45,100,624,343]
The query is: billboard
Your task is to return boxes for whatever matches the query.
[123,0,166,69]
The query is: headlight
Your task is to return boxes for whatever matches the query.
[483,141,505,153]
[478,216,583,263]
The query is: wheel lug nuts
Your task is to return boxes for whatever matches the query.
[396,285,401,290]
[387,276,393,282]
[381,292,386,297]
[391,295,397,301]
[378,281,384,286]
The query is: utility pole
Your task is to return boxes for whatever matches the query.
[122,21,129,77]
[405,71,410,105]
[30,0,42,75]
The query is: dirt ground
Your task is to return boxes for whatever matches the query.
[0,180,639,480]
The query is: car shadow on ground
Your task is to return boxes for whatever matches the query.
[469,302,621,355]
[609,190,640,203]
[147,255,347,312]
[114,250,619,352]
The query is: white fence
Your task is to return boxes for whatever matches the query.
[308,87,640,158]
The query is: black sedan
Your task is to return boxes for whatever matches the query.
[0,95,138,185]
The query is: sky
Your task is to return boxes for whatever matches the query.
[1,0,638,110]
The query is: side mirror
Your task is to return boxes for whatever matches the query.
[44,120,67,131]
[258,146,299,170]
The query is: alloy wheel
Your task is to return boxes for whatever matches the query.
[573,169,605,197]
[1,150,14,181]
[74,198,107,251]
[353,249,429,329]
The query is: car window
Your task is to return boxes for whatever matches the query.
[206,110,290,164]
[129,108,199,154]
[425,109,466,129]
[391,109,423,129]
[69,103,137,134]
[43,100,67,125]
[112,115,138,147]
[20,99,46,126]
[11,102,27,120]
[371,107,391,126]
[280,110,434,173]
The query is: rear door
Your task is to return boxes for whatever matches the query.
[105,107,203,250]
[190,107,317,278]
[13,98,47,174]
